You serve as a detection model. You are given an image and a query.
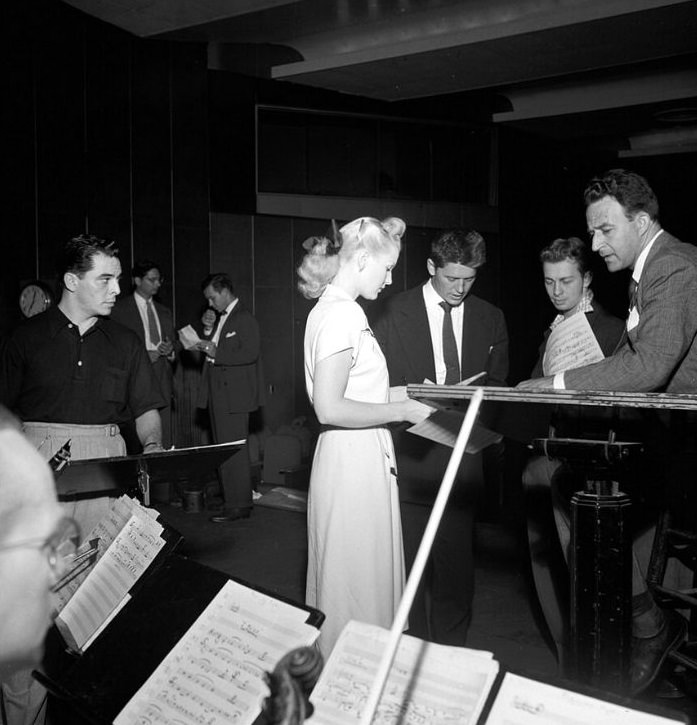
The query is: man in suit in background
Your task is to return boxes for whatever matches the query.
[112,260,177,449]
[196,273,263,523]
[373,229,508,646]
[520,168,697,692]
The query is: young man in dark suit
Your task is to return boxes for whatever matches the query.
[112,260,177,448]
[373,229,508,646]
[197,273,263,523]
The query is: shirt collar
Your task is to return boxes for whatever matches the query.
[134,292,153,310]
[48,306,109,339]
[632,228,663,284]
[221,298,239,317]
[549,289,595,331]
[424,280,448,309]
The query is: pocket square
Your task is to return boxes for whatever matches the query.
[225,331,237,338]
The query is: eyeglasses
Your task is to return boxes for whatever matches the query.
[0,516,81,577]
[143,276,163,285]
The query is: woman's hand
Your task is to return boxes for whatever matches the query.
[399,398,434,425]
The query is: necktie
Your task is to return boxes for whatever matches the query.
[628,278,638,311]
[440,301,460,384]
[146,300,160,346]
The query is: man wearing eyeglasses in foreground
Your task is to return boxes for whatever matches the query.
[112,259,178,449]
[0,405,71,719]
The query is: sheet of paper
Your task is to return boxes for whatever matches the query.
[114,579,319,725]
[542,313,605,376]
[56,510,165,651]
[407,413,502,452]
[310,620,498,725]
[54,496,159,611]
[178,324,202,350]
[486,673,683,725]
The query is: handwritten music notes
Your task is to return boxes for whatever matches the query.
[542,313,604,376]
[486,673,683,724]
[114,580,319,725]
[55,496,165,652]
[310,620,498,724]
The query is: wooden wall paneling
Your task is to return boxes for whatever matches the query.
[131,40,172,280]
[208,71,256,214]
[170,41,210,319]
[172,224,212,449]
[170,43,210,448]
[210,213,253,295]
[170,44,209,231]
[3,25,37,334]
[84,26,131,246]
[254,215,294,432]
[34,9,87,281]
[289,217,328,425]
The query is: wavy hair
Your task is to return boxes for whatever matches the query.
[584,168,659,221]
[539,237,592,276]
[297,216,405,299]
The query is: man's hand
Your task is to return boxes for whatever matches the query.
[143,441,164,454]
[517,376,555,390]
[196,340,217,358]
[157,337,174,357]
[201,309,217,335]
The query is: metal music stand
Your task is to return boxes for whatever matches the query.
[55,441,245,506]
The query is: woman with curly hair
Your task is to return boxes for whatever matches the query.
[297,216,431,658]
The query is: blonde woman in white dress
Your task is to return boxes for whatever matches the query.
[298,216,432,659]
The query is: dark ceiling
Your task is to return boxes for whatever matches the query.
[61,0,697,156]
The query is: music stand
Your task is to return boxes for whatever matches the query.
[55,441,245,505]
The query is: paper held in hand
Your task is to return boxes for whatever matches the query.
[542,312,604,376]
[406,373,502,451]
[178,324,202,350]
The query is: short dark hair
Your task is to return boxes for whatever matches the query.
[60,234,119,282]
[539,237,592,276]
[201,272,235,295]
[583,168,659,221]
[430,229,486,269]
[132,260,161,279]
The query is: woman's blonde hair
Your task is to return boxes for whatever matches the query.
[297,216,405,299]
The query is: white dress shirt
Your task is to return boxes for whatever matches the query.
[422,281,464,385]
[134,292,162,353]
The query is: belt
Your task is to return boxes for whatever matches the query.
[23,422,121,437]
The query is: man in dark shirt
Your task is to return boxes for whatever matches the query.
[1,235,164,468]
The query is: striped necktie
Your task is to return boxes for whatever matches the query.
[146,300,160,346]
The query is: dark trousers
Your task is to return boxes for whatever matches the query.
[401,500,475,645]
[395,432,482,646]
[209,405,253,510]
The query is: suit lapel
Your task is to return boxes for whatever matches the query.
[399,288,436,382]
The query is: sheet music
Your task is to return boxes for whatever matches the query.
[54,495,159,611]
[486,673,683,724]
[408,412,502,452]
[56,509,165,651]
[310,620,498,725]
[114,580,319,725]
[542,313,604,376]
